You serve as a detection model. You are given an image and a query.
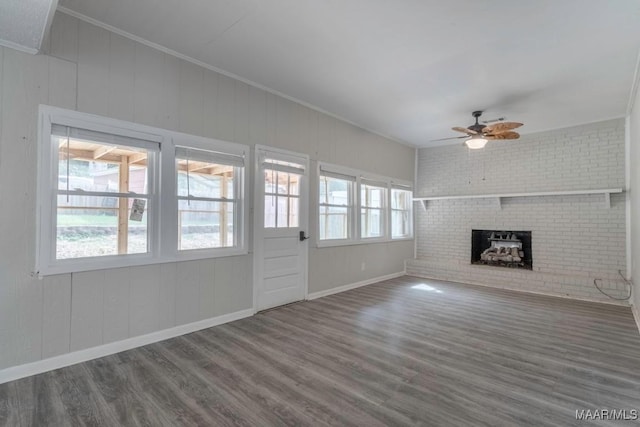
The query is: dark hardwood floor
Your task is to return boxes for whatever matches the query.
[1,276,640,426]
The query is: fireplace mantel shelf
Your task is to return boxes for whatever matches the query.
[414,188,623,209]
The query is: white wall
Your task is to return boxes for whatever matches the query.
[407,119,630,304]
[0,12,414,372]
[630,78,640,312]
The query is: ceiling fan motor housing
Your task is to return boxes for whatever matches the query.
[469,111,485,133]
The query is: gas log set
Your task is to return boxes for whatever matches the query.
[471,230,532,270]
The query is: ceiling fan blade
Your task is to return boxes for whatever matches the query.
[486,131,520,140]
[483,122,523,133]
[430,135,468,142]
[452,126,476,135]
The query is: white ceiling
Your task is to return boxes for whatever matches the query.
[58,0,640,147]
[0,0,58,54]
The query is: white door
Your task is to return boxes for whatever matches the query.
[254,146,309,311]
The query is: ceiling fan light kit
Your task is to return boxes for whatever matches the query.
[465,134,488,149]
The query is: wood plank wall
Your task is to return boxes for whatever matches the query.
[0,12,415,371]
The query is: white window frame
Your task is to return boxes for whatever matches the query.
[317,162,413,248]
[36,105,249,276]
[172,135,247,261]
[390,184,414,240]
[318,166,356,244]
[359,178,388,242]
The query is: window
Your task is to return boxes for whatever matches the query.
[263,158,304,229]
[52,124,157,260]
[319,172,354,240]
[176,147,243,250]
[391,186,412,238]
[37,106,248,275]
[317,162,413,247]
[360,180,386,239]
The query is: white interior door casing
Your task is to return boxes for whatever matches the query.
[253,145,309,311]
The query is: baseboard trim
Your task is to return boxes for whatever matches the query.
[0,308,254,385]
[307,272,405,300]
[632,304,640,337]
[405,272,630,307]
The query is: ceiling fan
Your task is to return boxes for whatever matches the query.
[433,111,523,149]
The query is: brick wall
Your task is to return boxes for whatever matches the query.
[407,119,631,304]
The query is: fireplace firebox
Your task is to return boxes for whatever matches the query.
[471,230,532,270]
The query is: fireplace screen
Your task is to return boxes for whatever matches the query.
[471,230,532,270]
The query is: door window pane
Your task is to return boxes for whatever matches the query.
[288,173,300,195]
[289,197,299,228]
[264,168,301,228]
[277,196,289,228]
[264,195,276,228]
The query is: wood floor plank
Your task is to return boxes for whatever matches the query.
[14,371,71,427]
[118,346,230,426]
[84,354,175,426]
[168,334,339,427]
[0,382,20,427]
[168,335,330,426]
[264,304,565,417]
[23,363,122,426]
[1,276,639,426]
[203,323,410,426]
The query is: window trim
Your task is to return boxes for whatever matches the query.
[318,169,356,243]
[359,178,388,241]
[173,139,246,256]
[316,162,413,248]
[36,105,249,276]
[390,184,414,240]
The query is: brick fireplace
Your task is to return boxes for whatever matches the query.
[406,119,629,304]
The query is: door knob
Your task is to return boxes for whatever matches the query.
[299,231,310,241]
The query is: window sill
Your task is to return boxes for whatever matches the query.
[36,248,249,277]
[316,237,414,249]
[391,236,414,242]
[175,247,248,262]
